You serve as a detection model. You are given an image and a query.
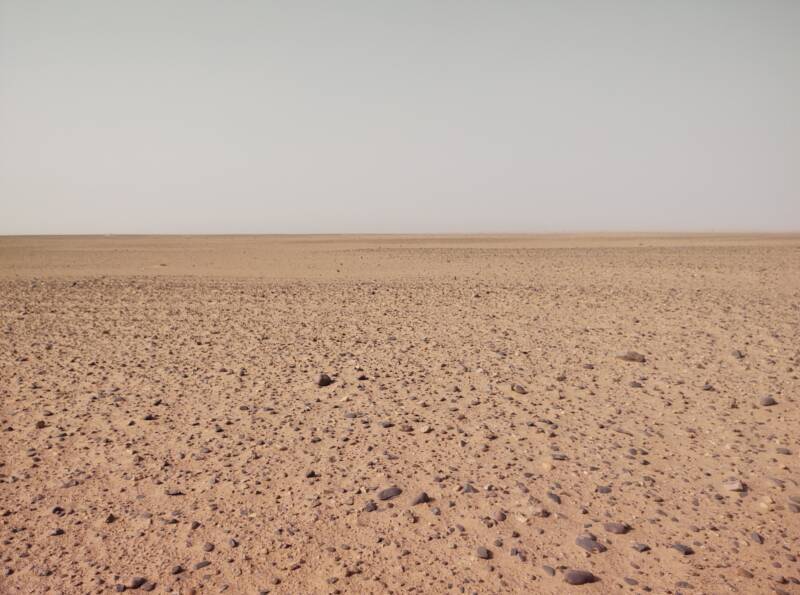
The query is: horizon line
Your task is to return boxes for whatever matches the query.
[2,230,800,238]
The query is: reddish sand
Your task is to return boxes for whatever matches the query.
[1,234,799,594]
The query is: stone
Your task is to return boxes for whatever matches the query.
[576,534,606,553]
[564,569,597,585]
[411,492,430,505]
[603,522,630,534]
[377,486,402,500]
[722,479,746,492]
[618,351,646,363]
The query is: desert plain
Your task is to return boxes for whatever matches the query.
[1,234,799,595]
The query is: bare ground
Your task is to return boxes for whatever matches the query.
[1,235,799,594]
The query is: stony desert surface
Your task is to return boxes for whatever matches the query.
[1,234,799,595]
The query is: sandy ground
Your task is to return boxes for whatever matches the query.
[1,234,799,595]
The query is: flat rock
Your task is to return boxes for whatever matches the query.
[722,478,746,492]
[603,522,630,534]
[377,486,402,500]
[564,569,597,585]
[576,534,607,553]
[618,351,646,363]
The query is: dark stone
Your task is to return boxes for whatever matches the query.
[411,492,430,505]
[576,534,606,553]
[603,522,630,534]
[377,486,402,501]
[564,569,597,585]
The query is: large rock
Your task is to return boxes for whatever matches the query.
[564,569,597,585]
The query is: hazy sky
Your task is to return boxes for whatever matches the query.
[1,1,798,234]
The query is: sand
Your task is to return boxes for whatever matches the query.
[1,234,799,594]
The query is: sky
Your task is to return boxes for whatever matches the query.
[0,1,798,234]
